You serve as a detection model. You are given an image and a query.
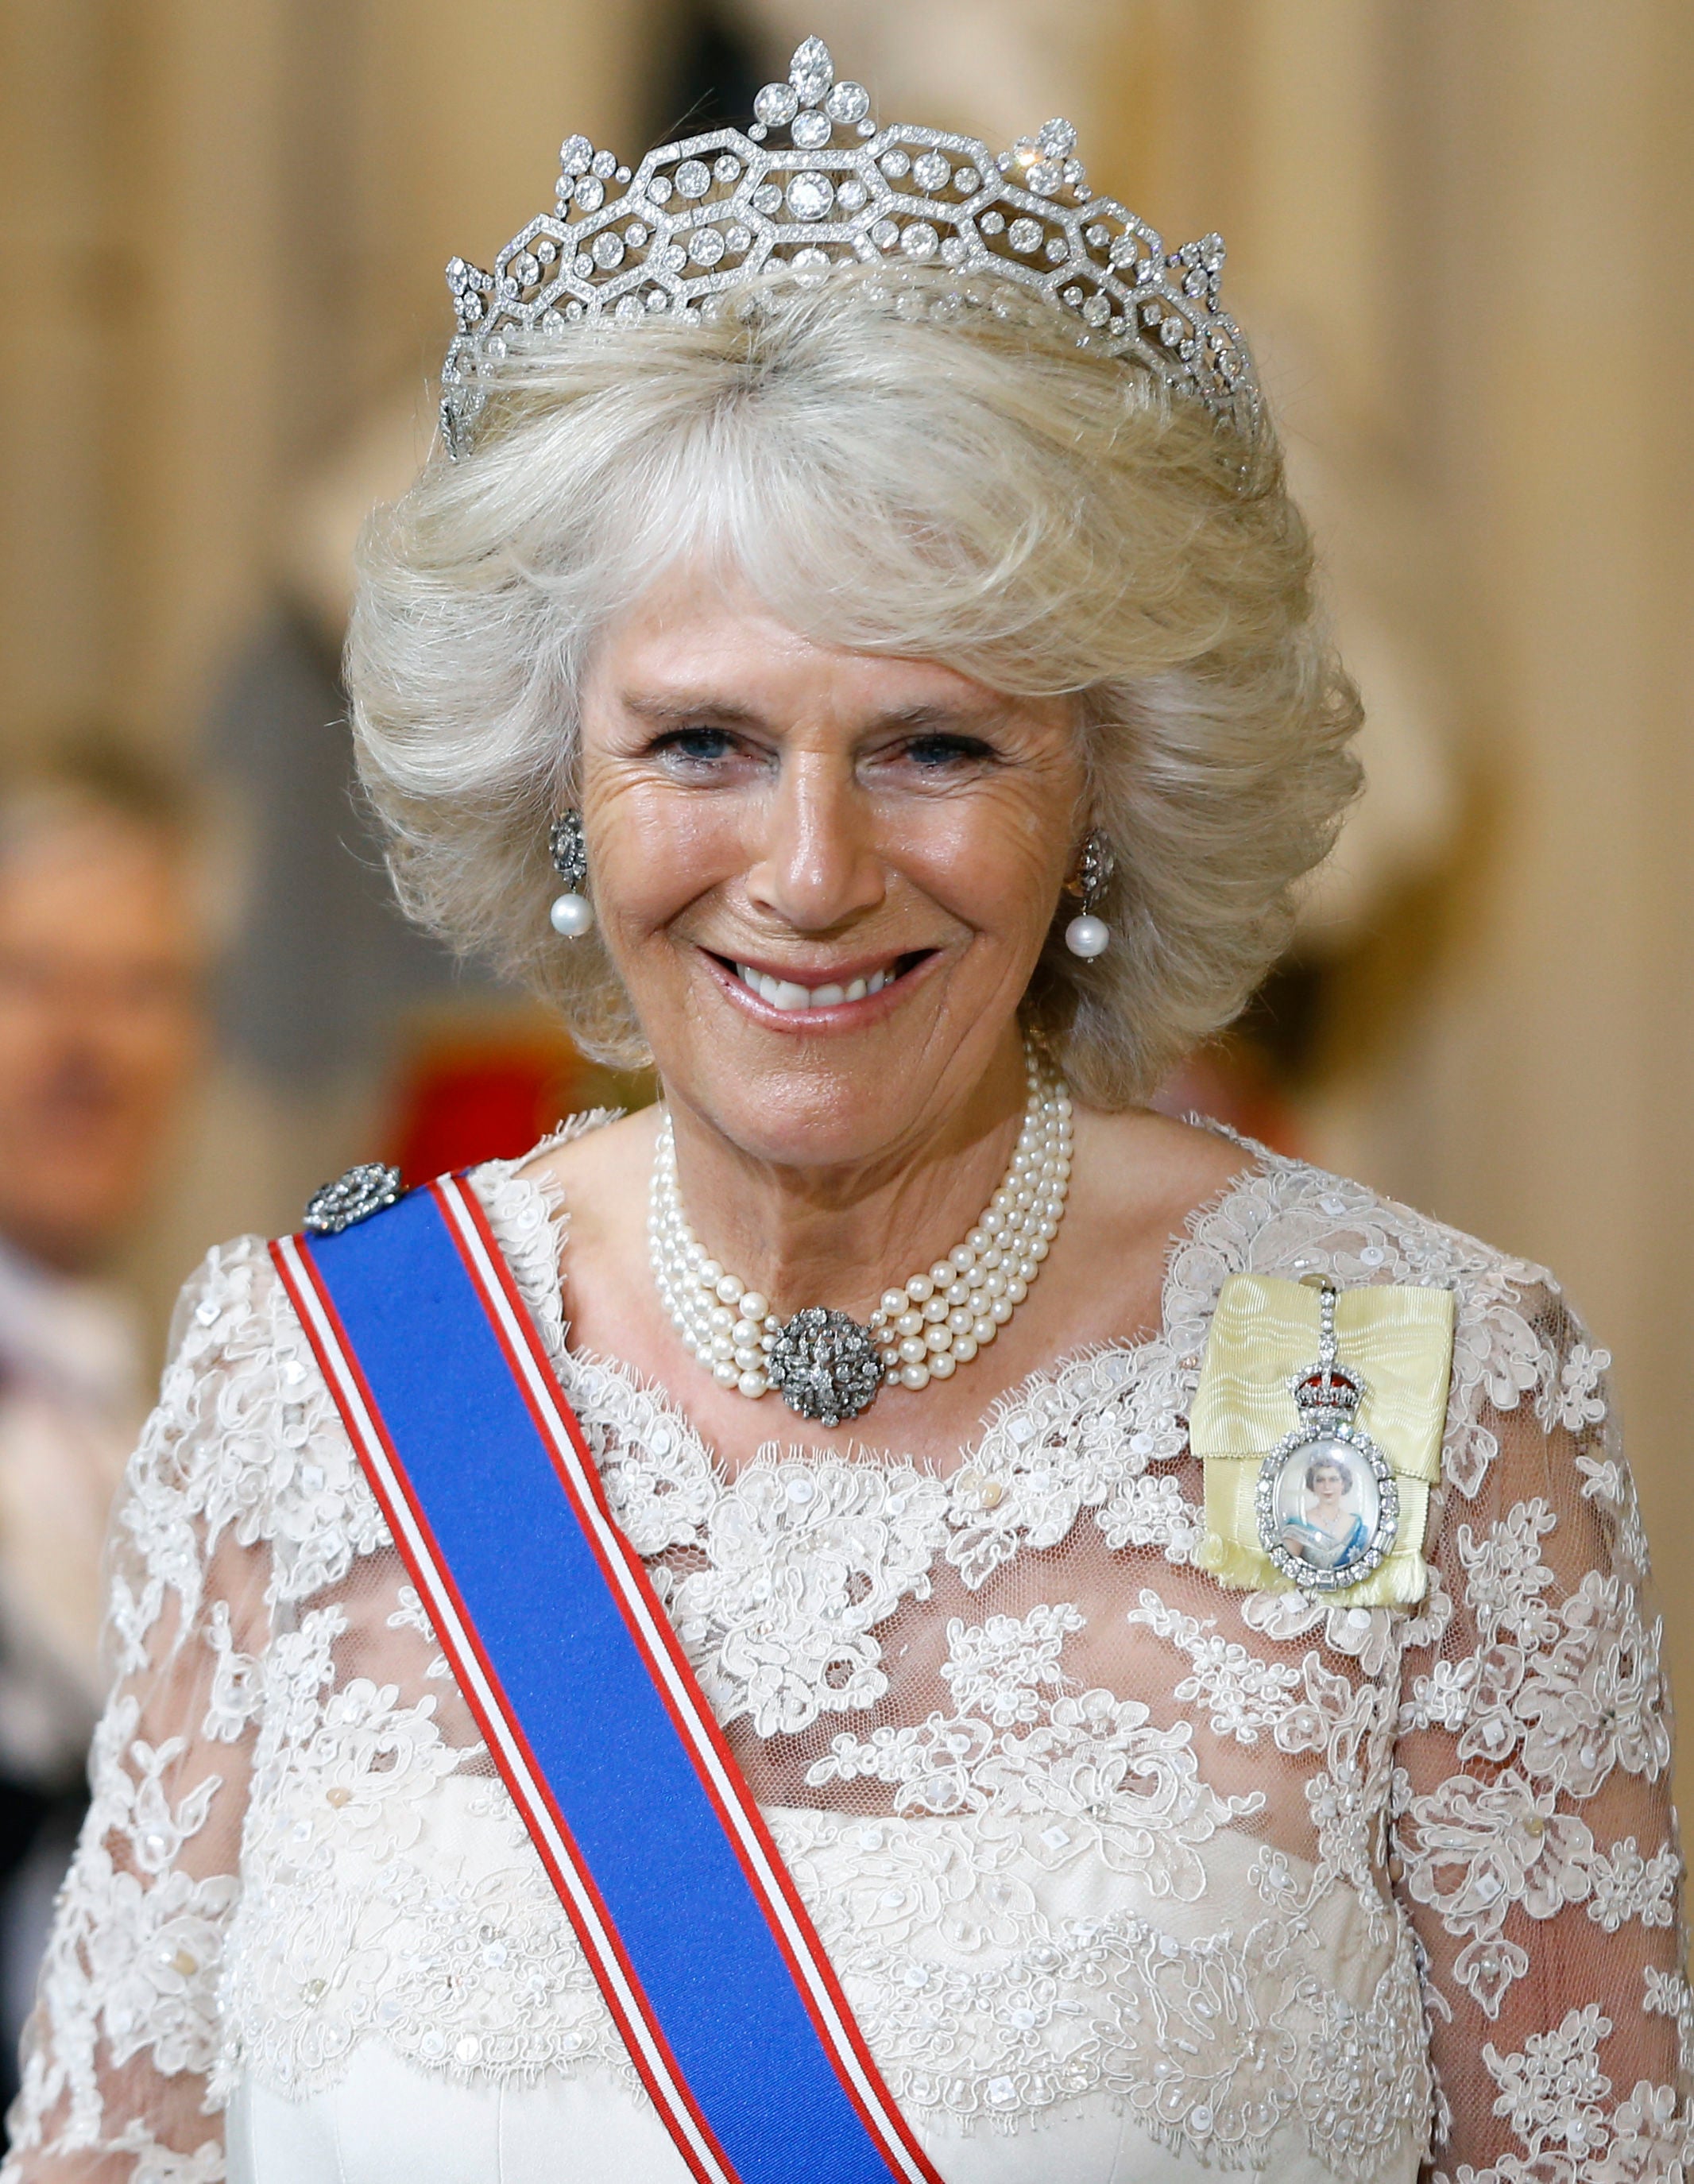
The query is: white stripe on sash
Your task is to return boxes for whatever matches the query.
[276,1181,942,2184]
[275,1226,739,2184]
[431,1179,937,2184]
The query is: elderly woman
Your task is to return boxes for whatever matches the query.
[6,41,1687,2184]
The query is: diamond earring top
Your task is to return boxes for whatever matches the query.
[440,36,1258,458]
[547,811,593,939]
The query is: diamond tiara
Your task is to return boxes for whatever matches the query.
[439,36,1259,457]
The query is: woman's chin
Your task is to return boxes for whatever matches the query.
[671,1078,931,1173]
[641,967,961,1150]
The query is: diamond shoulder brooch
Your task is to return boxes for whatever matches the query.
[303,1162,405,1237]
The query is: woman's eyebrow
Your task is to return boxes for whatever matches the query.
[864,700,1011,734]
[620,694,1014,735]
[622,695,768,729]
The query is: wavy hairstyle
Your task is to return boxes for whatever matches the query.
[346,266,1360,1106]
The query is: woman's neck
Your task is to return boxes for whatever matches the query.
[659,1040,1032,1322]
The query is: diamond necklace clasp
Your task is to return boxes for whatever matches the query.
[648,1046,1073,1418]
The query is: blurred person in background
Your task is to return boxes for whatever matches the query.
[0,745,206,2112]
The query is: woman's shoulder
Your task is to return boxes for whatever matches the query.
[1079,1105,1562,1311]
[120,1227,389,1593]
[1163,1129,1603,1485]
[164,1226,295,1366]
[1100,1109,1563,1292]
[1204,1132,1560,1298]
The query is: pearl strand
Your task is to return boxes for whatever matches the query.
[650,1124,783,1397]
[647,1051,1074,1404]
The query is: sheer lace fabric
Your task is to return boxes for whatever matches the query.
[3,1140,1688,2182]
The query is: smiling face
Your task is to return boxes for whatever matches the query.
[577,569,1085,1173]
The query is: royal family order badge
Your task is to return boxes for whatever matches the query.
[1254,1284,1398,1592]
[1190,1270,1456,1609]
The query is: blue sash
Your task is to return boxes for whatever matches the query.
[273,1177,939,2184]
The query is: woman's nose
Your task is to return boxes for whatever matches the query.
[743,756,884,931]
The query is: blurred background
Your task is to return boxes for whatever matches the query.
[0,0,1688,1819]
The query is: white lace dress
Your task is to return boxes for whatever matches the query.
[4,1144,1688,2183]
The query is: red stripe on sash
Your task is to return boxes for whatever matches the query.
[272,1229,741,2184]
[431,1179,943,2184]
[273,1177,944,2184]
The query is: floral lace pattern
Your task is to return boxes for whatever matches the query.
[1453,2003,1687,2184]
[3,1139,1689,2183]
[805,1603,1264,1894]
[777,1803,1432,2173]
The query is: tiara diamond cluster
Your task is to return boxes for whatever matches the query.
[440,36,1258,456]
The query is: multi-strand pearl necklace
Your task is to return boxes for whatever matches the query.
[648,1051,1074,1425]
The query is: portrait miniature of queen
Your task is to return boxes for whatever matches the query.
[1279,1451,1374,1572]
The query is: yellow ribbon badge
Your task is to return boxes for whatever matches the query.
[1190,1272,1455,1608]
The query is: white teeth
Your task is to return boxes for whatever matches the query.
[732,962,896,1009]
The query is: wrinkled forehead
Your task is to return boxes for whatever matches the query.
[578,556,1080,758]
[586,557,1011,695]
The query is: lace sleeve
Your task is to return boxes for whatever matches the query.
[1,1240,284,2183]
[1392,1280,1692,2182]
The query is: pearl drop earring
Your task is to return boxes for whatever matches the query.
[1064,830,1114,958]
[547,811,594,938]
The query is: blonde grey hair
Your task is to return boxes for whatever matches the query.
[347,267,1360,1106]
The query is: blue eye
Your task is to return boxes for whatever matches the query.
[658,727,736,765]
[903,734,994,769]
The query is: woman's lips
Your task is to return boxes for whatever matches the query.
[702,949,934,1021]
[732,961,888,1011]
